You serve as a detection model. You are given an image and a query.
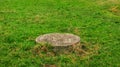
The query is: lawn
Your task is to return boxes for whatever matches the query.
[0,0,120,67]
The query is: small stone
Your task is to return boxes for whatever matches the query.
[35,33,80,47]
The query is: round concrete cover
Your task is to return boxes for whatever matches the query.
[36,33,80,46]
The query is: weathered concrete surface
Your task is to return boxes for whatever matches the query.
[36,33,80,47]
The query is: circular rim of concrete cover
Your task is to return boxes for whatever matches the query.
[36,33,80,47]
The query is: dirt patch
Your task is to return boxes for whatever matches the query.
[32,41,100,58]
[109,6,120,16]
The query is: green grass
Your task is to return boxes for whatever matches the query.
[0,0,120,67]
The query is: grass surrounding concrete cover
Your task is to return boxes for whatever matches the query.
[0,0,120,67]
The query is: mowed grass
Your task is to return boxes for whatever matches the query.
[0,0,120,67]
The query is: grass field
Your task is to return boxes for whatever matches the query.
[0,0,120,67]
